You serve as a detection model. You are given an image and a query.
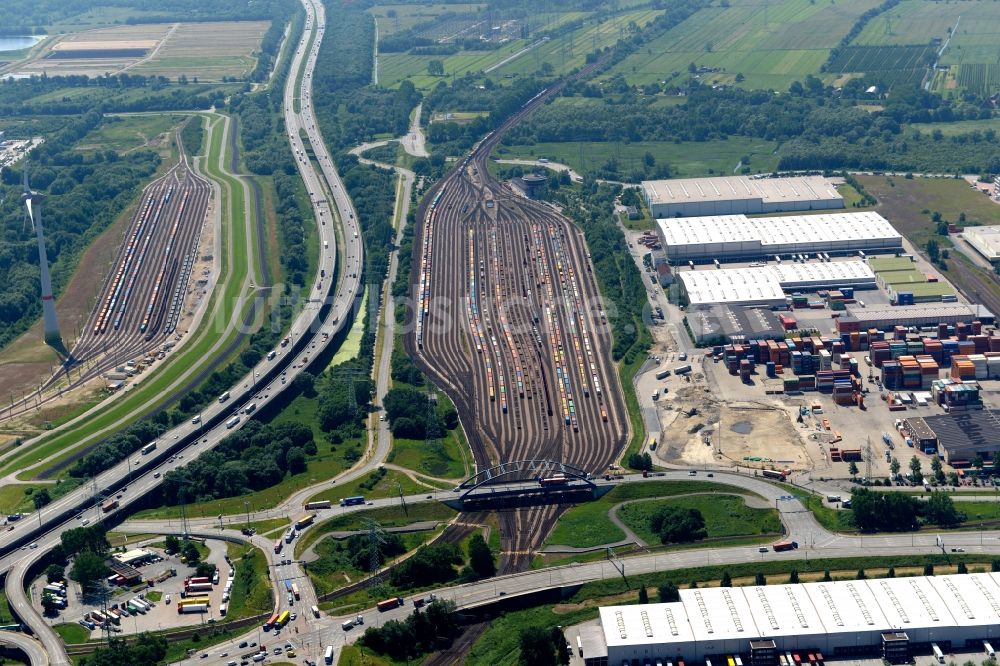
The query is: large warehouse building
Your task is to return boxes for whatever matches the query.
[679,261,876,307]
[657,211,902,263]
[578,573,1000,666]
[643,175,843,218]
[962,225,1000,262]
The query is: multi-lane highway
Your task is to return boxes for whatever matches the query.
[0,0,362,661]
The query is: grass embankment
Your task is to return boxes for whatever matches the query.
[304,469,445,514]
[307,528,440,597]
[53,623,90,644]
[3,111,260,482]
[338,645,392,666]
[619,494,782,546]
[296,502,458,556]
[226,542,272,620]
[545,481,752,549]
[467,555,996,665]
[617,352,650,469]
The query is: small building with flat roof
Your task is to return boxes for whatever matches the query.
[643,175,843,218]
[679,261,875,307]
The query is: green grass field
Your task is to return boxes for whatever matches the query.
[74,114,187,154]
[495,135,780,179]
[619,494,782,545]
[605,0,882,90]
[305,467,443,510]
[296,502,457,555]
[0,111,265,483]
[52,623,90,644]
[545,481,751,549]
[329,287,367,367]
[377,8,663,89]
[386,435,468,480]
[225,542,272,620]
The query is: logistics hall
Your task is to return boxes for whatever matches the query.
[642,175,843,218]
[576,573,1000,666]
[657,212,902,263]
[678,261,877,308]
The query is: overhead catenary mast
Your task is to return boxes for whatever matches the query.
[22,165,68,360]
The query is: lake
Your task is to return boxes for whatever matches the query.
[0,36,43,53]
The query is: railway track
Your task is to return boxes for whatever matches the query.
[404,56,628,588]
[0,134,212,425]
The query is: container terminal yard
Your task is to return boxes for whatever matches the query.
[407,79,629,571]
[62,148,209,388]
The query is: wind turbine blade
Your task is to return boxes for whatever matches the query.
[25,199,34,232]
[22,166,27,193]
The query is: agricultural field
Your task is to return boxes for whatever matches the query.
[369,4,487,36]
[605,0,882,90]
[377,8,662,90]
[850,0,1000,96]
[826,45,937,87]
[494,136,781,180]
[130,21,269,81]
[4,21,267,81]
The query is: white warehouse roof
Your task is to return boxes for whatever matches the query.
[963,225,1000,262]
[658,211,901,261]
[679,267,787,307]
[598,573,1000,662]
[644,175,839,208]
[680,260,875,307]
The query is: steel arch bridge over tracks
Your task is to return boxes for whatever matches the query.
[457,459,595,499]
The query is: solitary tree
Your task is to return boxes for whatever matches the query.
[887,567,896,578]
[848,461,859,480]
[41,592,59,616]
[638,586,649,604]
[720,572,732,587]
[754,573,767,586]
[788,570,799,584]
[890,457,901,478]
[958,562,968,574]
[909,456,923,484]
[658,582,680,603]
[924,563,935,576]
[428,60,444,76]
[856,569,867,580]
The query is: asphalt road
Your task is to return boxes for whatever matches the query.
[0,0,363,661]
[149,468,1000,666]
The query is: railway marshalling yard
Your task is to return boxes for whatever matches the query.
[410,149,629,563]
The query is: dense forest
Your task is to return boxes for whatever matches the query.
[311,8,420,152]
[0,111,160,350]
[160,421,315,502]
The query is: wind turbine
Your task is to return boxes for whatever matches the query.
[22,165,69,360]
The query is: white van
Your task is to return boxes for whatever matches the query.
[218,391,230,403]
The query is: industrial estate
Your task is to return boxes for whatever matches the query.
[1,0,1000,665]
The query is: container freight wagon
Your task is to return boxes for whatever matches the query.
[295,513,316,530]
[178,603,208,614]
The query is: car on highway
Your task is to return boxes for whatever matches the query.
[153,472,160,479]
[290,613,297,621]
[239,641,248,649]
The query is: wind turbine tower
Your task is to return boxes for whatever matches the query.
[22,167,68,360]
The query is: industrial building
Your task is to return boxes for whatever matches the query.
[923,412,999,465]
[643,175,843,218]
[657,211,901,262]
[836,303,995,333]
[580,573,1000,666]
[679,261,876,308]
[962,226,1000,262]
